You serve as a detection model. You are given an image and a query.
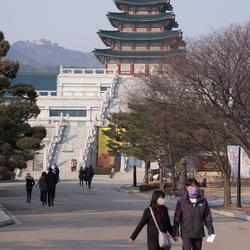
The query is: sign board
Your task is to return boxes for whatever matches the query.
[98,127,121,170]
[227,146,250,178]
[127,156,142,168]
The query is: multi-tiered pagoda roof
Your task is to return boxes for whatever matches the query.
[93,0,184,75]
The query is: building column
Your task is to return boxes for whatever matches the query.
[120,154,126,172]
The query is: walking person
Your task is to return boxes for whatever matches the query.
[84,167,88,186]
[79,167,84,186]
[25,173,35,203]
[36,171,47,205]
[53,163,60,182]
[86,165,94,189]
[129,190,174,250]
[173,177,214,250]
[73,159,77,171]
[70,159,74,172]
[45,167,58,206]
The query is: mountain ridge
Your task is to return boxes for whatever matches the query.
[5,39,103,73]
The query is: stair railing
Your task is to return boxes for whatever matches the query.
[46,113,69,168]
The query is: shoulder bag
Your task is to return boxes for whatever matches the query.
[149,207,171,250]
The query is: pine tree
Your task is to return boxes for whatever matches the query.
[0,31,46,174]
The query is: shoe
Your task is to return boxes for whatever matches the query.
[42,202,44,205]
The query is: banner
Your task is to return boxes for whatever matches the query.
[127,156,143,168]
[227,146,250,178]
[98,127,121,170]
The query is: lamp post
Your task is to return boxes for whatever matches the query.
[236,147,242,207]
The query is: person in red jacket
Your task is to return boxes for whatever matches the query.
[129,190,174,250]
[173,177,214,250]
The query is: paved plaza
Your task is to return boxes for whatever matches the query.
[1,178,250,249]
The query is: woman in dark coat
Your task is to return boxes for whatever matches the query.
[36,171,47,205]
[25,173,35,203]
[129,190,174,250]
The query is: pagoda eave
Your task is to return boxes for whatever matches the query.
[114,0,173,11]
[107,12,175,22]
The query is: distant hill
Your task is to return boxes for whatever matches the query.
[5,39,103,73]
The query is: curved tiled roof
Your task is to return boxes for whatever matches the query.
[114,0,172,11]
[98,29,182,41]
[107,12,175,22]
[114,0,170,4]
[93,48,175,60]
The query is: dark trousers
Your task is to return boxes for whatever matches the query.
[40,191,47,203]
[182,238,203,250]
[26,187,33,202]
[79,178,84,186]
[48,188,55,205]
[88,178,92,189]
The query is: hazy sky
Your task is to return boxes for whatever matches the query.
[1,0,249,52]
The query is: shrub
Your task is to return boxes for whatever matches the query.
[139,182,172,192]
[0,171,15,181]
[92,167,111,175]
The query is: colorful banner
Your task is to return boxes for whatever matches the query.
[98,127,121,170]
[227,146,250,178]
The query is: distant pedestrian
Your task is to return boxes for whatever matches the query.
[25,173,35,203]
[79,167,85,186]
[45,167,58,206]
[173,177,214,250]
[84,167,88,185]
[53,163,60,182]
[70,159,74,172]
[129,190,174,249]
[86,165,94,189]
[36,171,47,205]
[73,159,77,171]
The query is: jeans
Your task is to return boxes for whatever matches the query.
[40,191,47,203]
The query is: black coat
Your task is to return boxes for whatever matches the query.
[130,206,173,250]
[45,172,58,189]
[25,177,35,189]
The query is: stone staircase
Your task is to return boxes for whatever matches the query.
[50,125,89,171]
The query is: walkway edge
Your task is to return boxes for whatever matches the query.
[118,187,250,222]
[0,204,12,227]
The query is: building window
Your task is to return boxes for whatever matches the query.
[50,110,87,117]
[101,86,108,91]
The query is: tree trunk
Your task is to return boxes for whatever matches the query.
[169,153,176,189]
[223,164,232,206]
[159,166,164,190]
[144,161,150,184]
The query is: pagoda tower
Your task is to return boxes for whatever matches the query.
[93,0,184,75]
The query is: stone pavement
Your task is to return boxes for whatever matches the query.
[1,180,250,228]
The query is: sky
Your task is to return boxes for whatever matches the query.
[0,0,249,52]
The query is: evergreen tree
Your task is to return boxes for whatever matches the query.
[0,31,46,173]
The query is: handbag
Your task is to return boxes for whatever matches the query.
[149,207,171,250]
